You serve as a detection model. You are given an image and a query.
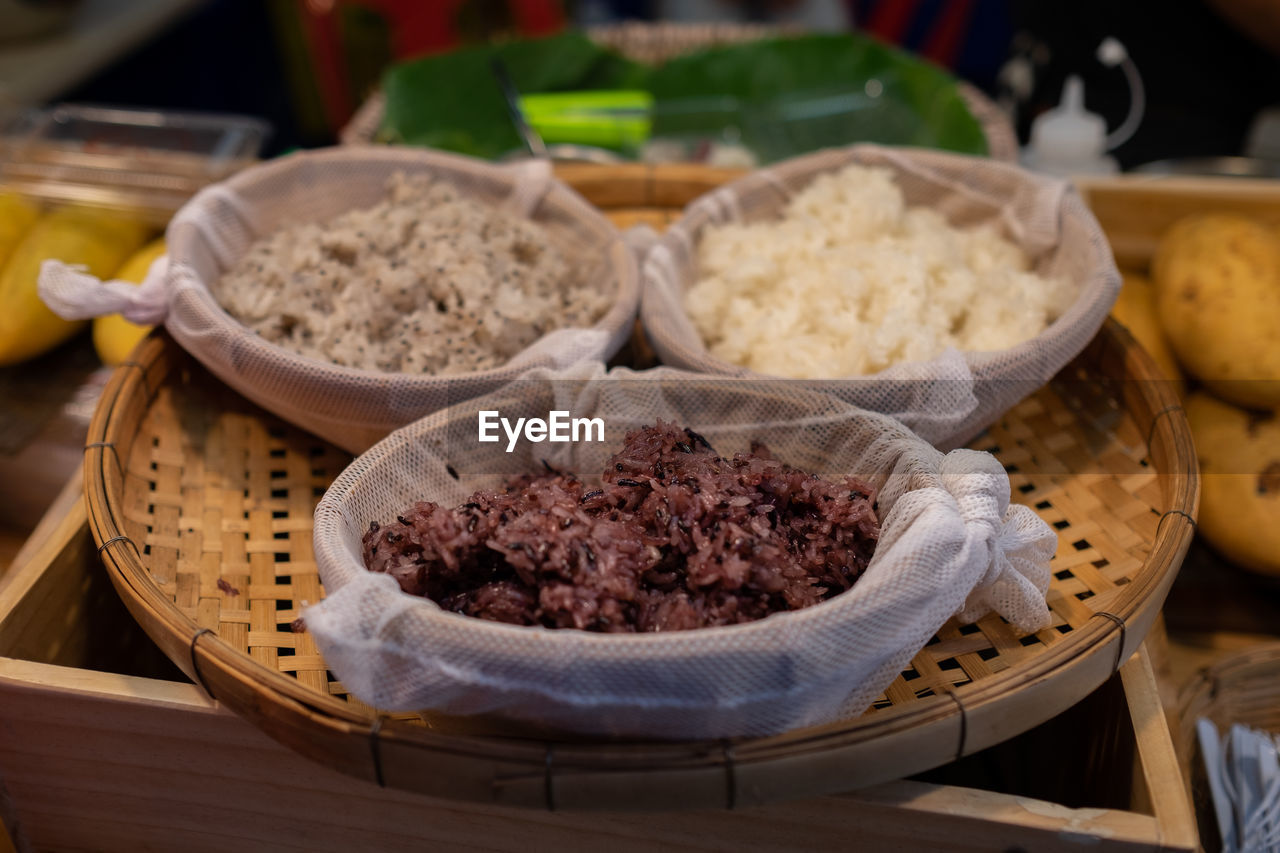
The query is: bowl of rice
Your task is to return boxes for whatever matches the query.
[160,146,639,452]
[639,144,1121,447]
[306,364,1058,739]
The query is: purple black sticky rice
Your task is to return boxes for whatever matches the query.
[362,422,879,632]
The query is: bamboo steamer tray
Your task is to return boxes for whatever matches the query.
[82,165,1197,811]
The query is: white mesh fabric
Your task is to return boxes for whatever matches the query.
[640,144,1120,448]
[306,362,1057,739]
[161,147,637,452]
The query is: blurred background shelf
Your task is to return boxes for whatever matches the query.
[0,0,204,108]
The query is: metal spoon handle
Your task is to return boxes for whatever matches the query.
[490,57,548,160]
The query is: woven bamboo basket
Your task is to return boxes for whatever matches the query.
[339,22,1019,163]
[1173,643,1280,848]
[82,165,1197,810]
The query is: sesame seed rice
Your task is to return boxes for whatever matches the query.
[210,171,609,375]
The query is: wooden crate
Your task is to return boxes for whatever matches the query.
[0,477,1196,852]
[1076,174,1280,270]
[0,162,1207,850]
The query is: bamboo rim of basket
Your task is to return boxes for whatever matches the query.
[83,169,1197,811]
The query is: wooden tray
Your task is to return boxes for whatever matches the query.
[0,489,1197,851]
[79,166,1198,810]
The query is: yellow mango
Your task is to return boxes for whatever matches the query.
[0,192,40,265]
[92,238,166,366]
[0,206,149,366]
[1110,271,1184,396]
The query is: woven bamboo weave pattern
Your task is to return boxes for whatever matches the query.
[877,374,1158,708]
[119,378,357,709]
[114,348,1163,718]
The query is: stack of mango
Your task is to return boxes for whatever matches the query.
[0,192,164,368]
[1112,215,1280,576]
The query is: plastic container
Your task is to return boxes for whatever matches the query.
[0,103,269,222]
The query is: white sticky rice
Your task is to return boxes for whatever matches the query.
[684,164,1075,378]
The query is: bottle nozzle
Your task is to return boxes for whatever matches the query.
[1022,73,1116,176]
[1060,75,1085,113]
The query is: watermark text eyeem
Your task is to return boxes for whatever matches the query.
[478,411,605,453]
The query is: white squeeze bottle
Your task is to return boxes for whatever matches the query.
[1021,74,1119,177]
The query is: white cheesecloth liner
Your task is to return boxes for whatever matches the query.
[39,146,641,453]
[306,363,1058,740]
[639,144,1121,448]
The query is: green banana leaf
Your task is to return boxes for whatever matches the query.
[645,34,987,159]
[379,32,646,158]
[378,31,987,161]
